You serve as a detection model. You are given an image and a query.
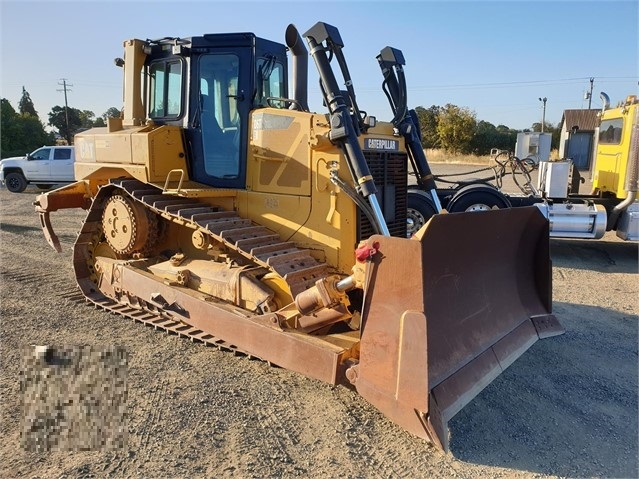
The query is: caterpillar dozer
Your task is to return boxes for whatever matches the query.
[34,21,563,452]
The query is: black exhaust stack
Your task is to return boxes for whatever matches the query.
[285,24,309,111]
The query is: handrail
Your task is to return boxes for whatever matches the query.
[163,169,185,193]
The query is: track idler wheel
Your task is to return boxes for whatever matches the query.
[102,194,156,255]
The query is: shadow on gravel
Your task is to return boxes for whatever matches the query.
[0,222,43,235]
[551,237,638,274]
[448,301,638,478]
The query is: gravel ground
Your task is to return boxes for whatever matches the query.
[0,167,637,479]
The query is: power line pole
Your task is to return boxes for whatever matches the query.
[538,97,547,133]
[588,77,594,109]
[57,79,73,143]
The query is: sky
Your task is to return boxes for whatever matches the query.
[1,0,637,131]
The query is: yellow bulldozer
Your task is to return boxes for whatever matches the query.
[34,22,563,452]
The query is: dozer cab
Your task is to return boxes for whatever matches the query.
[34,21,563,452]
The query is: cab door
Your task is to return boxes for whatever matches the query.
[24,147,52,180]
[189,48,251,189]
[50,147,74,180]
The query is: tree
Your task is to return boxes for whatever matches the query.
[93,106,122,128]
[18,87,38,118]
[470,122,518,155]
[494,125,518,151]
[1,98,53,158]
[436,104,477,154]
[531,121,553,134]
[470,120,499,155]
[48,106,83,144]
[414,105,441,149]
[102,107,122,120]
[1,99,19,157]
[78,110,96,129]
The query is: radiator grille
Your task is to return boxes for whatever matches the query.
[357,151,408,240]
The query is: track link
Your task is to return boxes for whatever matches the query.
[72,179,332,349]
[116,179,329,297]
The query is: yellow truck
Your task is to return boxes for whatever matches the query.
[588,93,639,240]
[401,92,639,241]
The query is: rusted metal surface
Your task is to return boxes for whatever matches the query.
[419,207,555,389]
[350,207,563,452]
[112,179,330,298]
[350,236,439,446]
[33,181,93,214]
[91,256,349,384]
[101,195,154,255]
[147,257,275,313]
[37,211,63,253]
[34,181,93,252]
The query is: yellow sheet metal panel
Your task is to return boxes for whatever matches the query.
[145,125,189,182]
[248,109,312,196]
[238,187,357,274]
[75,127,134,165]
[74,164,148,183]
[75,126,138,181]
[74,124,188,185]
[244,109,359,272]
[594,100,637,198]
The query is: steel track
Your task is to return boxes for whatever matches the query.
[72,178,333,353]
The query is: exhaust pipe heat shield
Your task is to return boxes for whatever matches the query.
[353,207,563,452]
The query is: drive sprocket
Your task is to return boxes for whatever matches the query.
[101,194,157,255]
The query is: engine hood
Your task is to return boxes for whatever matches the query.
[0,155,27,164]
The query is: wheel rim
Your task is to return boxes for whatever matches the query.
[465,203,494,212]
[7,177,21,190]
[407,207,426,237]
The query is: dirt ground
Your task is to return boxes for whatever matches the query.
[1,167,637,479]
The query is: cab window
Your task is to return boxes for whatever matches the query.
[255,57,285,108]
[149,60,183,118]
[30,148,51,161]
[599,118,623,144]
[199,54,241,179]
[53,148,72,160]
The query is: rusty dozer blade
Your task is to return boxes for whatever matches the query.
[351,206,564,452]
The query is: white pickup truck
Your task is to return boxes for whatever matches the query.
[0,146,75,193]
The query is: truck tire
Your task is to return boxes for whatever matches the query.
[447,183,511,213]
[407,189,438,237]
[4,172,27,193]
